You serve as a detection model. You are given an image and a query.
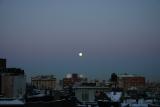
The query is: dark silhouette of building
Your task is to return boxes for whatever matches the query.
[0,58,6,72]
[0,58,6,96]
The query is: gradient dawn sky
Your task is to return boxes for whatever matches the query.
[0,0,160,81]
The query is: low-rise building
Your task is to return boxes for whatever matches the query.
[118,74,145,90]
[73,86,109,102]
[31,75,56,90]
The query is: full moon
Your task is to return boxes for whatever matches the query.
[78,52,83,57]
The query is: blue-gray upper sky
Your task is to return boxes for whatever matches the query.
[0,0,160,81]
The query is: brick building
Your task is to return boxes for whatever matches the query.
[63,73,84,87]
[118,74,145,90]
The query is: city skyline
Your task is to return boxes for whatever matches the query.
[0,0,160,81]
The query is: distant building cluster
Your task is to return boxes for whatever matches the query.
[61,73,146,102]
[0,58,26,98]
[1,57,160,106]
[63,73,86,87]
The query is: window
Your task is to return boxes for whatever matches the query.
[82,91,89,101]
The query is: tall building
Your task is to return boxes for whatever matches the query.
[0,58,6,96]
[31,75,56,90]
[0,68,26,98]
[0,58,6,71]
[118,74,145,90]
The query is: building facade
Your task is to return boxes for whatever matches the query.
[0,68,26,98]
[74,87,109,102]
[31,75,56,90]
[118,74,145,90]
[63,73,85,87]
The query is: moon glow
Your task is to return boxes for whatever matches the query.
[78,52,83,57]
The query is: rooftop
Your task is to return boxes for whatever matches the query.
[31,75,56,80]
[0,99,24,105]
[118,74,144,78]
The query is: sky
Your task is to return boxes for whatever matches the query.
[0,0,160,81]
